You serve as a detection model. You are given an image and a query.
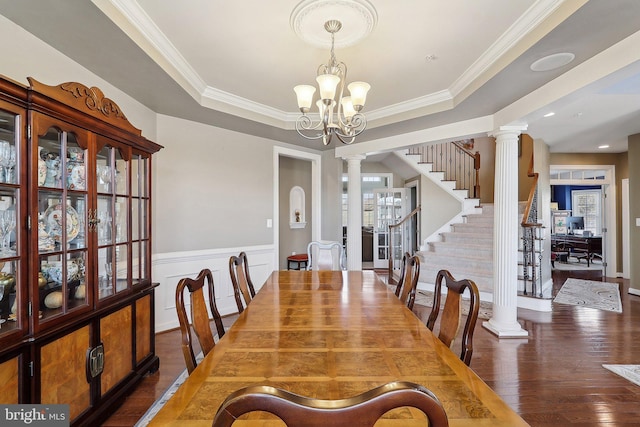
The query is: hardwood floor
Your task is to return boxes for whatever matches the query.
[102,269,640,426]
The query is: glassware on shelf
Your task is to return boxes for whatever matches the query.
[8,145,15,184]
[0,210,16,256]
[99,262,113,298]
[1,143,17,184]
[0,282,4,327]
[97,165,111,192]
[0,141,9,183]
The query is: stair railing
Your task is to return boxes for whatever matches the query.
[407,140,480,199]
[520,151,544,297]
[388,205,421,285]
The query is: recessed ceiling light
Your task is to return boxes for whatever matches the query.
[530,52,575,72]
[598,145,610,149]
[543,112,555,117]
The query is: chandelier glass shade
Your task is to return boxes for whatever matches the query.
[294,20,370,145]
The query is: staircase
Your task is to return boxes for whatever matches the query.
[396,143,551,310]
[417,204,494,295]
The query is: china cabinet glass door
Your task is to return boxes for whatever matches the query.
[0,104,24,339]
[131,152,150,285]
[36,123,88,324]
[96,142,130,300]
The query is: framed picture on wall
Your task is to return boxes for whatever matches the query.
[552,210,570,234]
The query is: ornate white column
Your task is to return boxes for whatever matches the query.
[345,155,365,271]
[483,126,528,338]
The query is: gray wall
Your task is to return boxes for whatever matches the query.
[278,156,312,269]
[359,161,403,187]
[154,115,276,253]
[321,151,344,243]
[420,174,460,240]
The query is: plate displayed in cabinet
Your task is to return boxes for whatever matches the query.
[67,163,85,190]
[43,204,80,242]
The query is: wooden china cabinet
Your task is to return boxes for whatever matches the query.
[0,75,162,426]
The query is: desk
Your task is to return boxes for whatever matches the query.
[551,234,602,266]
[150,271,529,426]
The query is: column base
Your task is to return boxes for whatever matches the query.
[482,319,529,338]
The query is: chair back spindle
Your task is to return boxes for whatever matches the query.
[395,252,420,310]
[229,252,256,313]
[426,269,480,366]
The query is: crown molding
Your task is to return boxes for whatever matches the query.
[93,0,568,131]
[449,0,566,99]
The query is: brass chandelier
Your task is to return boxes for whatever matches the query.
[293,20,370,146]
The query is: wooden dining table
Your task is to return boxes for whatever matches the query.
[149,270,529,426]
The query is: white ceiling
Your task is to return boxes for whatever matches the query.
[1,0,639,154]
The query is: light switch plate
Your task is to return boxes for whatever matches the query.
[636,218,640,227]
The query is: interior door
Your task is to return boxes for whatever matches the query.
[373,189,406,269]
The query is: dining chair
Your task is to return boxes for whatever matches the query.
[394,252,420,311]
[425,269,480,366]
[175,268,226,374]
[211,381,449,427]
[228,251,256,313]
[306,241,345,271]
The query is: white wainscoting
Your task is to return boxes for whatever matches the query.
[152,245,275,332]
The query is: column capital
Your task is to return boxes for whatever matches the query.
[342,154,366,162]
[489,124,528,139]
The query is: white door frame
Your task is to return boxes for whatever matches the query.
[622,178,629,279]
[273,147,322,269]
[373,188,407,269]
[550,164,617,278]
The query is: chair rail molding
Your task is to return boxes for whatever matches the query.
[152,245,275,332]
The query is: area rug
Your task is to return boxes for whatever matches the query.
[553,278,622,313]
[603,365,640,387]
[553,257,603,272]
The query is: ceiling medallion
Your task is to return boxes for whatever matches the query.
[290,0,378,49]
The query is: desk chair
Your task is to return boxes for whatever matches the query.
[307,241,345,271]
[212,381,449,427]
[426,270,480,366]
[394,252,420,311]
[550,241,572,267]
[229,252,256,313]
[175,268,225,374]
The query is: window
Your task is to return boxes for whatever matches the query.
[571,189,601,235]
